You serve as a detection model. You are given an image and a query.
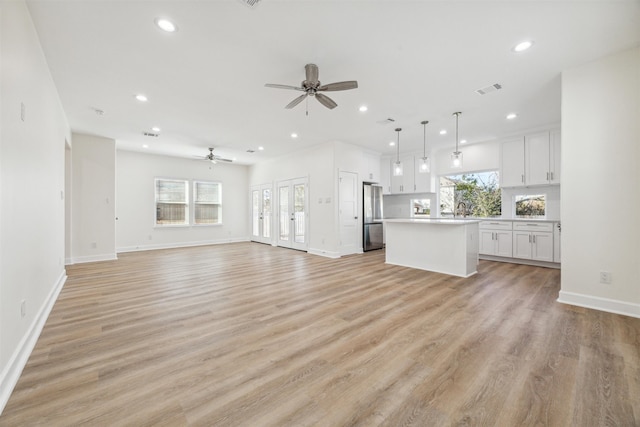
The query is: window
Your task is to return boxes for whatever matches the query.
[412,199,431,217]
[194,181,222,225]
[515,194,545,218]
[155,178,189,225]
[439,171,501,218]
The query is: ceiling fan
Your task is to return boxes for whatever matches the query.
[202,147,233,164]
[265,63,358,110]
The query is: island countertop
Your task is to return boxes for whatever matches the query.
[384,219,479,277]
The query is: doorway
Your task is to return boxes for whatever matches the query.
[251,183,273,245]
[276,177,308,251]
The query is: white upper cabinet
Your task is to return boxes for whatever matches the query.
[380,157,392,195]
[501,129,561,187]
[363,151,381,183]
[501,138,525,187]
[390,154,415,193]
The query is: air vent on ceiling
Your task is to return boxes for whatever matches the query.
[143,132,159,137]
[246,149,255,153]
[475,83,502,95]
[376,118,396,125]
[237,0,261,8]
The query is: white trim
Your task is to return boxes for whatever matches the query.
[0,271,67,415]
[307,248,341,259]
[117,237,250,254]
[69,253,117,264]
[558,291,640,319]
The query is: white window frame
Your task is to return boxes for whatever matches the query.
[193,180,222,226]
[155,178,189,227]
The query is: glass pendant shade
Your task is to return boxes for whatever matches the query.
[393,160,403,176]
[418,156,429,173]
[451,151,463,169]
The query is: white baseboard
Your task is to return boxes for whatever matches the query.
[0,270,67,415]
[479,254,560,269]
[117,237,250,254]
[69,253,117,265]
[307,248,341,259]
[558,291,640,319]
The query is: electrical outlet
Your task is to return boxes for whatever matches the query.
[21,102,26,121]
[599,271,612,284]
[91,242,97,249]
[21,300,26,318]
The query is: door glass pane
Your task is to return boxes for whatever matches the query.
[294,184,305,243]
[252,190,260,237]
[262,189,271,239]
[279,186,289,241]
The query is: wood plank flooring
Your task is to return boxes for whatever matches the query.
[1,242,638,426]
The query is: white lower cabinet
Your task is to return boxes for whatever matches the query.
[479,221,512,257]
[512,222,554,262]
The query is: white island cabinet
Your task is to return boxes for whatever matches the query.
[384,219,480,278]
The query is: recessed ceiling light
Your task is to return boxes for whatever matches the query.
[291,133,298,138]
[155,18,177,33]
[258,146,264,151]
[513,40,534,52]
[389,141,395,146]
[135,94,148,102]
[232,157,237,161]
[359,105,368,112]
[439,129,447,135]
[142,144,149,148]
[151,126,161,132]
[460,139,467,144]
[506,113,518,120]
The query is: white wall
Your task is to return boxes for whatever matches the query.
[116,150,249,252]
[249,142,337,255]
[560,47,640,317]
[0,0,70,412]
[71,133,116,263]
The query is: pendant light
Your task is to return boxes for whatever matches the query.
[450,112,463,169]
[393,128,403,176]
[418,120,430,173]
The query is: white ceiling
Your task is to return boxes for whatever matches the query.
[26,0,640,164]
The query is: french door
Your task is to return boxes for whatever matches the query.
[277,178,308,251]
[251,183,273,245]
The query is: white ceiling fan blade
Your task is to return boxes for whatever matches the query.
[318,81,358,91]
[315,93,337,109]
[285,93,308,109]
[265,83,305,91]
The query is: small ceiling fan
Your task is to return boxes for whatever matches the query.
[201,147,233,164]
[265,63,358,110]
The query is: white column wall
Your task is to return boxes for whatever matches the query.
[0,0,70,412]
[70,133,116,263]
[559,47,640,317]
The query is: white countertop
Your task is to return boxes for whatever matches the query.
[384,218,481,225]
[386,217,559,223]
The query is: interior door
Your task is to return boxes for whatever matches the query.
[251,183,273,245]
[276,178,308,251]
[339,170,359,255]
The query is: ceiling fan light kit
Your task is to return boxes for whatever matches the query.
[265,63,358,110]
[203,147,233,165]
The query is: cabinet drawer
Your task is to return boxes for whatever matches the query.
[513,222,553,232]
[479,221,512,230]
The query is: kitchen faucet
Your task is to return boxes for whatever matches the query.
[456,201,467,218]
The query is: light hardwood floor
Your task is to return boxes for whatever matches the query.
[1,242,638,426]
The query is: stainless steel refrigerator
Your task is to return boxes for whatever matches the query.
[363,184,384,251]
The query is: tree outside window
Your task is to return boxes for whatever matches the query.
[440,171,501,218]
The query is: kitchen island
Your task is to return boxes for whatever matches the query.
[384,219,480,277]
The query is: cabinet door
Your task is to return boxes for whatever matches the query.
[390,155,415,193]
[550,129,561,184]
[364,152,381,183]
[513,232,532,259]
[526,131,551,185]
[532,232,553,262]
[380,157,392,195]
[495,231,513,257]
[501,139,525,187]
[479,230,495,255]
[414,157,432,193]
